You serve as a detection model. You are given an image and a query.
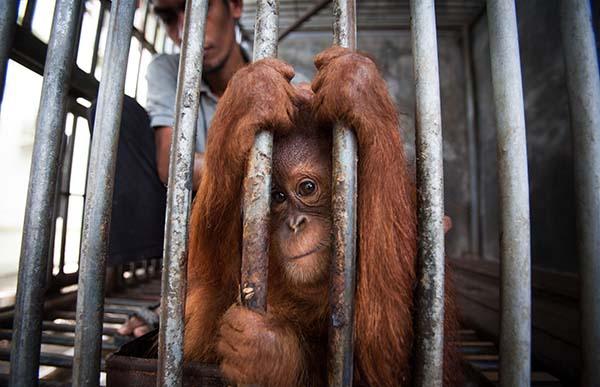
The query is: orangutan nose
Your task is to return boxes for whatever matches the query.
[287,215,307,233]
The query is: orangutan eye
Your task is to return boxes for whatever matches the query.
[298,180,316,196]
[272,190,286,203]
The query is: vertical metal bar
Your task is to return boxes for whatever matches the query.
[134,0,151,97]
[22,0,37,31]
[161,30,168,52]
[239,0,279,313]
[410,1,446,386]
[462,26,480,255]
[91,1,109,77]
[157,1,209,386]
[46,115,69,286]
[0,0,19,109]
[327,1,357,386]
[9,1,83,385]
[560,1,600,385]
[152,18,160,48]
[57,117,79,275]
[72,1,136,386]
[486,1,531,386]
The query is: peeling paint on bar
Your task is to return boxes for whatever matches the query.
[240,0,279,314]
[327,1,358,386]
[157,1,210,386]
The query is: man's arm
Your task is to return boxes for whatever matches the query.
[155,125,204,191]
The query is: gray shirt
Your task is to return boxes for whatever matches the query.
[145,53,218,153]
[145,49,310,153]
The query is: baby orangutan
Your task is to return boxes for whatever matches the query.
[183,47,460,386]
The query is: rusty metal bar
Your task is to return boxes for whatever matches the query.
[486,1,531,386]
[327,1,358,386]
[410,0,447,385]
[9,1,83,385]
[278,0,331,41]
[560,0,600,385]
[72,1,136,386]
[0,0,19,109]
[240,0,279,312]
[157,0,210,386]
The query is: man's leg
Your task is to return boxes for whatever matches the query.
[88,95,167,265]
[88,96,166,336]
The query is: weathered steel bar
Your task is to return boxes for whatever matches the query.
[486,1,531,386]
[560,1,600,385]
[240,0,279,313]
[410,0,447,385]
[327,1,358,386]
[72,1,136,386]
[278,0,331,41]
[157,0,209,386]
[0,0,19,109]
[9,1,83,385]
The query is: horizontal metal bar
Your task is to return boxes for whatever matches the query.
[0,349,106,370]
[72,1,136,386]
[49,310,127,325]
[278,0,331,41]
[486,1,532,386]
[11,24,100,100]
[0,329,120,350]
[410,0,446,385]
[42,321,120,336]
[0,374,70,387]
[157,0,210,386]
[560,0,600,385]
[9,1,84,386]
[105,297,158,307]
[132,27,158,55]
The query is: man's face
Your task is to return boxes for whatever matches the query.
[152,0,242,72]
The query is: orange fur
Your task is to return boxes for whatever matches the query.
[183,47,460,386]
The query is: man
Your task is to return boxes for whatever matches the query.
[89,0,247,336]
[149,0,247,190]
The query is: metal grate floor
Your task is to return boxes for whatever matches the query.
[0,275,563,386]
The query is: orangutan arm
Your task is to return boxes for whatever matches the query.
[184,59,300,362]
[312,47,460,386]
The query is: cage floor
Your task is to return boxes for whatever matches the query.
[0,274,562,386]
